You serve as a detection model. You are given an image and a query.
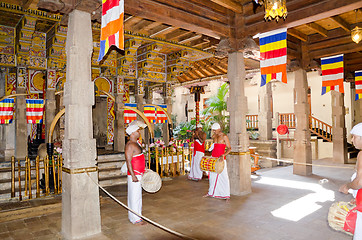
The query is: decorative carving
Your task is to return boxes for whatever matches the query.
[6,72,16,95]
[17,67,27,88]
[117,76,124,94]
[137,78,145,95]
[47,69,56,89]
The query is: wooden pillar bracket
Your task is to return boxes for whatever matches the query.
[62,166,98,174]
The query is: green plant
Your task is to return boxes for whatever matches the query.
[173,119,196,140]
[202,83,229,134]
[246,119,259,140]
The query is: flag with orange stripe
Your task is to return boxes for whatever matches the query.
[0,98,14,124]
[98,0,124,61]
[259,28,287,87]
[321,54,344,95]
[124,103,137,123]
[156,105,168,123]
[26,99,44,124]
[355,70,362,100]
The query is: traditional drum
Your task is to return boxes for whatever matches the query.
[328,201,357,236]
[141,169,162,193]
[200,156,224,174]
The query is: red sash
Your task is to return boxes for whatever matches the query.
[127,153,145,175]
[194,140,205,156]
[212,143,226,158]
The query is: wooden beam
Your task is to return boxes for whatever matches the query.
[192,63,210,77]
[125,0,230,38]
[190,69,203,79]
[308,35,351,51]
[330,16,350,32]
[306,22,328,37]
[210,0,242,13]
[178,34,202,44]
[309,42,362,59]
[197,60,220,75]
[193,62,214,76]
[150,26,177,38]
[244,0,362,36]
[166,29,191,41]
[132,19,153,32]
[190,38,210,48]
[142,21,163,32]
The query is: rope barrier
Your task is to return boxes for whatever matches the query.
[84,170,196,240]
[253,155,355,169]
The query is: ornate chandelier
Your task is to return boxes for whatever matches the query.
[264,0,287,21]
[351,10,361,44]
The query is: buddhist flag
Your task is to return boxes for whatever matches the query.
[124,103,137,123]
[321,54,344,95]
[355,70,362,100]
[259,28,287,87]
[26,99,44,124]
[144,105,156,123]
[156,105,167,123]
[98,0,124,61]
[0,98,14,124]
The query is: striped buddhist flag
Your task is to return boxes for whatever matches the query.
[0,98,14,124]
[321,54,344,95]
[259,28,287,87]
[355,70,362,100]
[98,0,124,61]
[156,105,167,123]
[124,103,137,123]
[144,105,156,123]
[26,99,44,124]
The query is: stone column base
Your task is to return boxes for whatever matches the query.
[228,154,252,196]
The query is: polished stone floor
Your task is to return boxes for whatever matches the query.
[0,159,357,240]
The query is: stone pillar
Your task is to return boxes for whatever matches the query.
[135,78,145,140]
[227,51,251,195]
[258,83,272,140]
[163,82,172,143]
[332,91,348,164]
[144,85,154,144]
[15,67,28,159]
[293,69,312,175]
[0,70,15,161]
[61,10,101,239]
[114,76,125,152]
[45,69,56,142]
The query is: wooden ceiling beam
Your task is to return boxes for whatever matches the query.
[150,26,177,38]
[308,35,351,51]
[125,0,230,38]
[178,34,202,44]
[177,75,188,83]
[205,59,227,73]
[198,60,220,75]
[244,0,362,36]
[142,21,163,32]
[193,62,214,76]
[189,38,210,48]
[210,0,242,14]
[330,16,351,32]
[184,72,195,80]
[151,0,230,24]
[306,22,328,37]
[287,28,308,42]
[192,63,210,77]
[166,29,191,41]
[131,19,153,32]
[309,42,362,59]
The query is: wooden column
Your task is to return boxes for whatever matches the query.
[227,51,251,195]
[293,68,312,175]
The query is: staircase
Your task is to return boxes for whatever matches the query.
[97,153,127,187]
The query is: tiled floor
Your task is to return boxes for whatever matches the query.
[0,159,357,240]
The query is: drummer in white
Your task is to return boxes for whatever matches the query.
[125,121,147,225]
[339,123,362,239]
[188,124,206,181]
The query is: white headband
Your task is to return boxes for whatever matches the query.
[211,122,221,130]
[351,123,362,137]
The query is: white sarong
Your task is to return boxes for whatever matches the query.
[354,211,362,240]
[188,151,204,180]
[127,175,142,224]
[207,160,230,199]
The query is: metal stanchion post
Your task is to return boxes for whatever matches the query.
[11,157,15,198]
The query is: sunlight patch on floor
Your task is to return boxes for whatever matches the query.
[255,176,335,221]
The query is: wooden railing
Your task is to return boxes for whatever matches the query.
[279,113,296,129]
[246,113,333,142]
[246,115,258,129]
[309,116,332,142]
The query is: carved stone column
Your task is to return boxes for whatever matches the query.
[332,91,348,163]
[163,82,172,143]
[227,51,251,195]
[45,69,56,142]
[144,84,154,144]
[293,68,312,175]
[135,78,145,140]
[0,69,15,161]
[258,83,272,140]
[15,67,27,159]
[114,76,125,152]
[61,10,101,239]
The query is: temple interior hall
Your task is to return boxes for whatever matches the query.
[0,0,361,239]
